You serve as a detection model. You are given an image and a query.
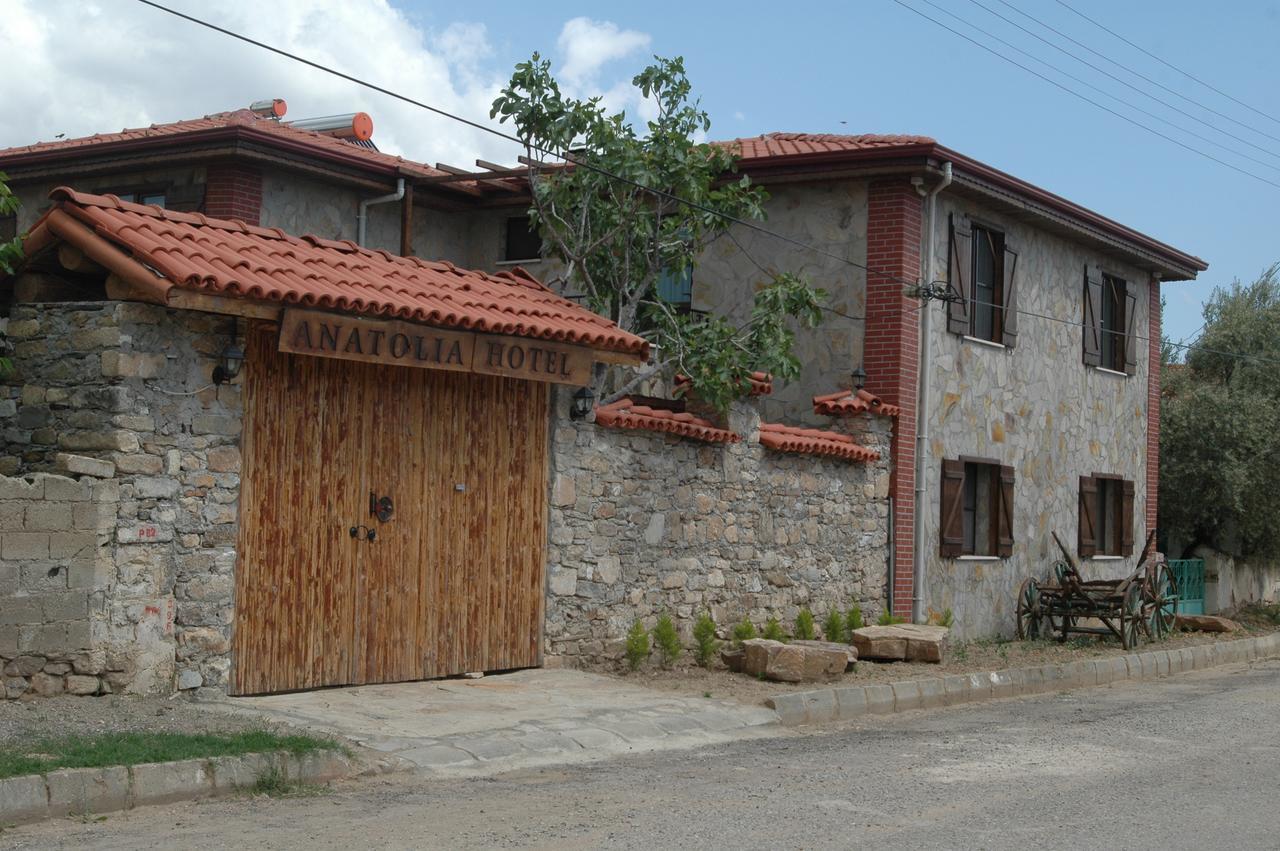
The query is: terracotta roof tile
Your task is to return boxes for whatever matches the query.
[594,398,740,443]
[758,422,879,462]
[812,388,901,417]
[0,109,447,179]
[28,187,648,356]
[723,132,936,161]
[675,370,773,398]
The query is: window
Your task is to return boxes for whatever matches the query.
[1083,267,1137,373]
[111,190,166,207]
[503,216,541,262]
[940,458,1015,558]
[970,225,1004,342]
[656,265,693,312]
[1078,474,1134,557]
[947,214,1019,347]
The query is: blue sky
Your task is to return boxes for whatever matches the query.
[7,0,1277,345]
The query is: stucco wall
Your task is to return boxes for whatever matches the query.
[920,192,1154,638]
[544,393,892,664]
[692,180,869,424]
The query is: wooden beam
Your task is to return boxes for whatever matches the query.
[400,182,415,258]
[13,272,98,303]
[57,243,105,274]
[105,273,166,304]
[593,348,648,367]
[167,289,283,320]
[476,159,516,172]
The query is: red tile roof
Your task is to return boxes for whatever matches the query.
[23,188,648,357]
[593,398,740,443]
[675,371,773,398]
[812,388,901,418]
[725,132,936,160]
[758,422,880,462]
[0,109,447,179]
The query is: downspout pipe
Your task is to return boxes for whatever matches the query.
[357,177,405,246]
[912,161,952,624]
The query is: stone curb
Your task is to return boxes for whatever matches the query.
[766,633,1280,727]
[0,748,362,826]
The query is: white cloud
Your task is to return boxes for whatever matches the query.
[0,0,525,168]
[556,17,650,90]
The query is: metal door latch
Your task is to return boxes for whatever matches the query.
[349,524,376,543]
[369,492,394,522]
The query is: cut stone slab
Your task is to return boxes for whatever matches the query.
[1175,614,1243,633]
[852,624,950,663]
[740,638,845,682]
[791,640,857,669]
[55,452,116,479]
[720,647,745,673]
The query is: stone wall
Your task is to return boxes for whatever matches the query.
[544,394,893,664]
[1,301,243,695]
[920,192,1155,639]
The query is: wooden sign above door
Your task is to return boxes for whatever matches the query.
[278,308,593,385]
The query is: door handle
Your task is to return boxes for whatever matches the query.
[369,492,394,523]
[349,525,376,542]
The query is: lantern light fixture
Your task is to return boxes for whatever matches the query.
[570,385,595,419]
[851,365,867,391]
[212,319,244,385]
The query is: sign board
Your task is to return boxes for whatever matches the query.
[278,308,594,385]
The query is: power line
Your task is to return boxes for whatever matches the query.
[914,0,1280,174]
[132,0,920,299]
[983,0,1280,151]
[888,0,1280,191]
[1053,0,1280,130]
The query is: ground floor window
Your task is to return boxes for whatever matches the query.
[940,458,1014,558]
[1078,474,1134,557]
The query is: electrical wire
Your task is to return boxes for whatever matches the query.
[888,0,1280,191]
[914,0,1280,174]
[1053,0,1280,130]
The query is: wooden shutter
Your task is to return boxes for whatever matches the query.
[939,459,966,558]
[946,215,972,336]
[996,464,1015,557]
[1121,479,1135,555]
[1001,247,1019,348]
[1078,475,1098,558]
[1082,266,1103,367]
[1123,284,1140,375]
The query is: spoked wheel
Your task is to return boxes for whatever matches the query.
[1146,561,1180,641]
[1122,582,1145,650]
[1016,577,1043,640]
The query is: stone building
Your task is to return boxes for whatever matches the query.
[0,100,1204,697]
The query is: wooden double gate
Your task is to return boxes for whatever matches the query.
[231,323,549,695]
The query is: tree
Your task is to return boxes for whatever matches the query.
[491,55,824,413]
[1160,265,1280,557]
[0,172,21,275]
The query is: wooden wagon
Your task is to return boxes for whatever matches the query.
[1015,531,1179,650]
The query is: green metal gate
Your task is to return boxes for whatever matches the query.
[1169,559,1205,615]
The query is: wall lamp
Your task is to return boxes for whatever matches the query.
[570,386,595,420]
[851,365,867,391]
[212,319,244,385]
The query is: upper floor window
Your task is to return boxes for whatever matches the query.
[939,457,1015,558]
[1078,474,1134,557]
[947,214,1019,347]
[111,189,166,207]
[503,215,541,263]
[1082,267,1137,374]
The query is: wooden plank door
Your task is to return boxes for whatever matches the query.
[232,321,548,695]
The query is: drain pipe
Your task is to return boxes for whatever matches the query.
[357,177,405,246]
[911,161,952,624]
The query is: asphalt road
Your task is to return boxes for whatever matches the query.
[7,660,1280,850]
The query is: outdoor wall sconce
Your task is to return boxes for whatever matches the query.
[851,365,868,391]
[212,319,244,385]
[570,386,595,420]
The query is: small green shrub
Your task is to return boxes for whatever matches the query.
[624,619,650,671]
[794,608,816,640]
[692,612,720,667]
[731,617,757,647]
[846,604,863,634]
[822,609,846,643]
[763,616,787,642]
[940,608,954,628]
[877,608,906,626]
[652,613,682,668]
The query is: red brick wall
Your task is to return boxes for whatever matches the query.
[864,180,922,619]
[1146,276,1161,539]
[204,164,262,225]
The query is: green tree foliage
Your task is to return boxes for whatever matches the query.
[1161,266,1280,557]
[845,604,864,634]
[624,619,651,671]
[793,608,815,641]
[692,612,719,667]
[822,609,846,643]
[652,613,682,668]
[491,55,824,413]
[731,617,756,648]
[0,173,21,275]
[877,608,906,626]
[762,617,786,642]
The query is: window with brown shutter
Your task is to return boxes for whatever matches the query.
[940,458,1014,558]
[940,459,966,558]
[1080,474,1132,557]
[1084,267,1132,373]
[946,215,971,336]
[1001,248,1019,348]
[1082,266,1103,367]
[948,218,1019,347]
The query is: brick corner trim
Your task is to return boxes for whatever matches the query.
[204,164,263,226]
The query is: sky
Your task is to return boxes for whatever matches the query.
[3,0,1278,345]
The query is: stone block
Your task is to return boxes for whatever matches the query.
[46,766,128,817]
[863,684,895,714]
[852,624,949,663]
[833,686,868,718]
[65,674,100,695]
[191,415,241,437]
[1139,652,1160,678]
[889,680,922,711]
[210,753,276,792]
[0,477,42,500]
[966,671,993,701]
[988,669,1015,698]
[43,476,93,501]
[548,568,577,596]
[133,477,179,499]
[41,592,89,621]
[286,750,354,784]
[793,689,837,724]
[55,453,116,479]
[0,774,49,824]
[23,501,72,531]
[942,674,972,704]
[1,532,49,560]
[916,677,946,708]
[205,446,241,474]
[29,671,64,696]
[100,351,165,379]
[129,759,214,807]
[4,655,45,677]
[59,430,140,453]
[1174,614,1242,633]
[1096,657,1127,684]
[113,453,164,475]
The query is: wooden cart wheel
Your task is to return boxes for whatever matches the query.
[1016,577,1042,640]
[1147,561,1179,641]
[1122,582,1144,650]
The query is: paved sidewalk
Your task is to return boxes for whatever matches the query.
[200,669,780,776]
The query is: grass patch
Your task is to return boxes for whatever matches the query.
[0,729,338,780]
[248,765,327,799]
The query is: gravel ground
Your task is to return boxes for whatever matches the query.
[607,624,1278,706]
[8,658,1279,849]
[0,694,285,743]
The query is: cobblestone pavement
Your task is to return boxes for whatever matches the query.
[8,660,1279,850]
[198,668,781,776]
